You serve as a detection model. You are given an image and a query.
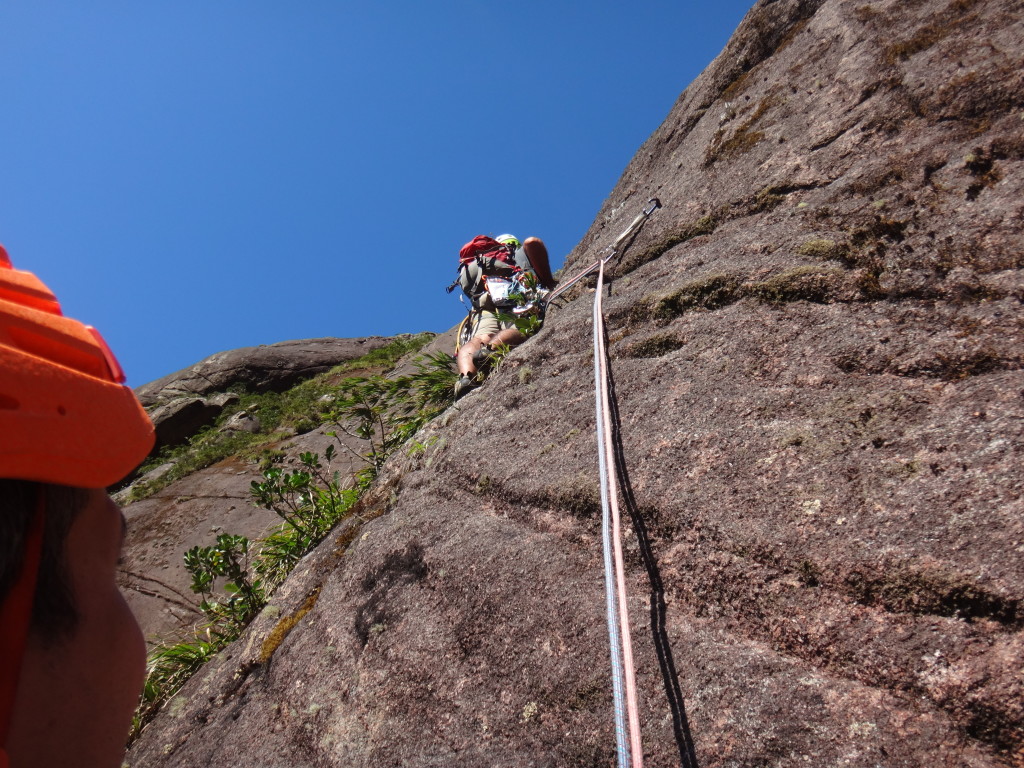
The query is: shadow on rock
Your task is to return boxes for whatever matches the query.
[606,325,700,768]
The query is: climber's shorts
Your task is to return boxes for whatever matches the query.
[470,310,514,340]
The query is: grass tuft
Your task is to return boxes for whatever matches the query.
[636,273,743,321]
[746,266,846,304]
[622,333,686,359]
[797,239,849,261]
[705,96,777,166]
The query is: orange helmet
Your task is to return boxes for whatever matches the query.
[0,244,155,760]
[0,244,154,488]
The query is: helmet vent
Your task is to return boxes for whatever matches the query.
[0,393,18,410]
[7,325,108,380]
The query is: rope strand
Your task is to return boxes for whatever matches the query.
[593,265,631,767]
[594,257,644,768]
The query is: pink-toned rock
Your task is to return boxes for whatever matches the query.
[127,0,1023,765]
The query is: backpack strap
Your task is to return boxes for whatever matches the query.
[458,261,489,309]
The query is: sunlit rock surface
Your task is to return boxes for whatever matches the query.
[127,0,1022,764]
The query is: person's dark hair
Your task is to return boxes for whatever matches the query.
[0,479,85,642]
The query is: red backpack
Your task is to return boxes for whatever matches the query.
[458,235,516,267]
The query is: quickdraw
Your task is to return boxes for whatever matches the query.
[543,197,661,309]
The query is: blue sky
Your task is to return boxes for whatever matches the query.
[1,1,753,386]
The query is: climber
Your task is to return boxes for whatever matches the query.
[0,244,155,768]
[453,234,556,398]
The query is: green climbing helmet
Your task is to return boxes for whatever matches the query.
[496,234,521,251]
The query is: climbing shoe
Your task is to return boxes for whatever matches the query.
[454,375,477,399]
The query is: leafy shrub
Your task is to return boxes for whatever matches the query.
[184,533,265,630]
[132,348,458,737]
[251,447,361,589]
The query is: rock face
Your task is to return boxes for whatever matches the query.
[148,393,240,451]
[120,431,366,645]
[136,336,412,455]
[120,331,456,645]
[136,336,400,406]
[127,1,1022,766]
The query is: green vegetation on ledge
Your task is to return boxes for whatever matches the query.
[126,334,435,502]
[132,345,458,741]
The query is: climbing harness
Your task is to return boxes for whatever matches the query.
[591,198,661,768]
[448,236,549,354]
